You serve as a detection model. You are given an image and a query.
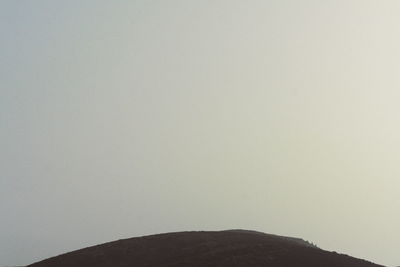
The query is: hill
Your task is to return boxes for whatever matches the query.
[27,230,384,267]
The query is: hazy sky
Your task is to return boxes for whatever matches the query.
[1,1,400,266]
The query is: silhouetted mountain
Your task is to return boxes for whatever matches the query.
[27,230,384,267]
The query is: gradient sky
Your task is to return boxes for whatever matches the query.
[1,1,400,266]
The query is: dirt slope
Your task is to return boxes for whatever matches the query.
[27,230,384,267]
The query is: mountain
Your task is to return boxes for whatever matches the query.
[27,230,383,267]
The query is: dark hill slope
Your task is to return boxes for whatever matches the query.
[27,230,383,267]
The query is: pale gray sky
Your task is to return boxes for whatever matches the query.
[1,1,399,266]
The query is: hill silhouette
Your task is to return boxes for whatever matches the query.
[27,230,383,267]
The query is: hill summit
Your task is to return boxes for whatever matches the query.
[27,230,383,267]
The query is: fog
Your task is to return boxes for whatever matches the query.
[1,1,399,266]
